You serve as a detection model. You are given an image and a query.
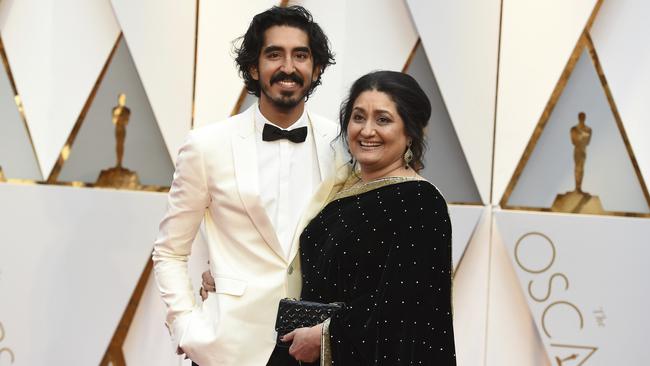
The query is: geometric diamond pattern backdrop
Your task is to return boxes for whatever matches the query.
[1,1,649,365]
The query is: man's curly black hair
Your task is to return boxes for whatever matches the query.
[234,6,335,99]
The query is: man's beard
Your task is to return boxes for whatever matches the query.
[261,72,311,110]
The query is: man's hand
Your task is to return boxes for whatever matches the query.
[176,346,189,359]
[200,270,215,301]
[282,323,322,363]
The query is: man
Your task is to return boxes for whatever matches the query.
[152,6,344,366]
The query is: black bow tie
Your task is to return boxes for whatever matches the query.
[262,123,308,143]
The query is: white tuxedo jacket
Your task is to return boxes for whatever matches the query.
[152,105,348,365]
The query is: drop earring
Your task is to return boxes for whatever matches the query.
[404,142,413,168]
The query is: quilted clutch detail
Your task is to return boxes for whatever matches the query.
[274,298,344,346]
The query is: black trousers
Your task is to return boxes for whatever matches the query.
[190,344,304,366]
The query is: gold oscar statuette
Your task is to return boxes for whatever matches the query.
[95,93,141,189]
[551,112,604,214]
[0,165,6,182]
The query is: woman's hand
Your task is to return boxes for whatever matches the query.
[282,323,323,363]
[199,270,215,301]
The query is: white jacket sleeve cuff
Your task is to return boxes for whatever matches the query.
[171,311,193,349]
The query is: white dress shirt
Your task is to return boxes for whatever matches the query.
[254,105,321,257]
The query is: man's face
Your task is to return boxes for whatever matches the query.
[251,25,319,110]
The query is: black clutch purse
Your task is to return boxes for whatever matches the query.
[274,298,344,346]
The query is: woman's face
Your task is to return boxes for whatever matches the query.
[347,90,409,175]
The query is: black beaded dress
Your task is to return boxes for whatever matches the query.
[299,177,457,365]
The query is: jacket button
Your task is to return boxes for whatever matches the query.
[287,265,294,275]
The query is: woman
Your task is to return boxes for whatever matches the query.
[283,70,456,365]
[203,71,456,365]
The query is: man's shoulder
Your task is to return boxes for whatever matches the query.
[308,111,338,129]
[308,110,340,142]
[190,110,252,142]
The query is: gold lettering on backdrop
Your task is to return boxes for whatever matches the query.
[550,344,598,366]
[0,322,15,364]
[551,112,604,214]
[0,348,14,364]
[593,307,606,327]
[541,301,585,338]
[555,353,578,366]
[528,273,569,303]
[514,231,598,363]
[514,232,556,274]
[95,93,141,189]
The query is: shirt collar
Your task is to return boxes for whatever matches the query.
[255,103,308,134]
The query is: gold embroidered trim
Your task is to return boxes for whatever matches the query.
[320,318,332,366]
[331,175,424,202]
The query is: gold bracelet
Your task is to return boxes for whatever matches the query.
[320,318,332,366]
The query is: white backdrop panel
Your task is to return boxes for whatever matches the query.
[448,205,484,270]
[193,0,277,127]
[406,0,500,204]
[407,43,482,204]
[486,216,551,366]
[0,0,120,177]
[493,0,598,204]
[590,0,650,195]
[452,207,491,366]
[111,0,196,160]
[296,0,418,121]
[336,0,416,94]
[496,210,650,365]
[0,184,167,365]
[289,0,345,121]
[508,48,649,213]
[0,63,41,180]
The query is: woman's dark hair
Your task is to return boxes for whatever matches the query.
[339,70,432,171]
[234,6,335,98]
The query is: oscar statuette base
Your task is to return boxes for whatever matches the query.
[95,167,140,190]
[551,190,604,214]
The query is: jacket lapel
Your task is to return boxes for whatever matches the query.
[231,106,287,263]
[287,113,350,263]
[310,112,337,181]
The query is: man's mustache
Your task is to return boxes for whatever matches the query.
[270,72,304,86]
